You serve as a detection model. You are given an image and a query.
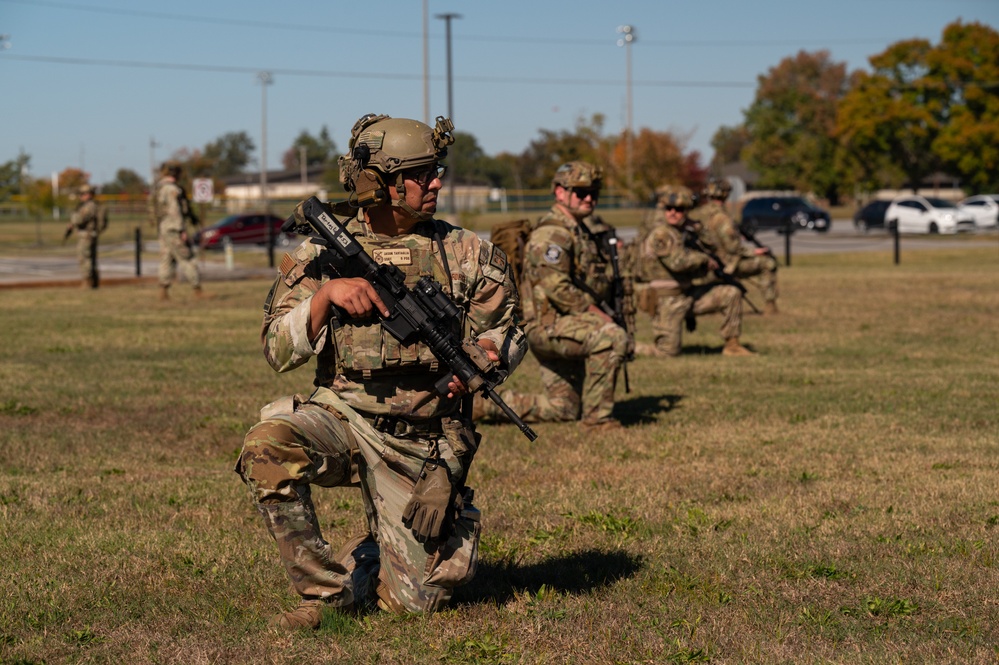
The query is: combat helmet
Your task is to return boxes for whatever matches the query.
[703,178,732,200]
[160,161,182,179]
[551,161,603,193]
[338,113,454,218]
[656,184,694,210]
[78,184,95,196]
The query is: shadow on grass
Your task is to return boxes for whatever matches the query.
[614,393,683,426]
[453,549,643,606]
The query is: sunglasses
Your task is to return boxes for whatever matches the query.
[664,206,689,213]
[571,187,600,199]
[405,165,446,186]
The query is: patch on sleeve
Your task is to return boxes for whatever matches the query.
[543,244,563,264]
[488,245,508,274]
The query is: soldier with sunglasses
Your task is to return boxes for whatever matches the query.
[476,161,631,432]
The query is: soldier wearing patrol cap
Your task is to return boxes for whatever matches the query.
[476,160,631,431]
[148,161,204,300]
[235,113,527,631]
[689,178,779,314]
[634,184,755,357]
[65,183,108,289]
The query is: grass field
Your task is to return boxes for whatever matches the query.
[1,246,997,664]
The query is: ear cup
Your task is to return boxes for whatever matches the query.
[352,169,388,206]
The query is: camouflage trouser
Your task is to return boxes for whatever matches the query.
[487,311,627,423]
[75,232,98,285]
[158,231,201,288]
[734,255,778,304]
[652,284,742,356]
[235,388,480,614]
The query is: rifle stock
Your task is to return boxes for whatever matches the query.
[290,196,538,442]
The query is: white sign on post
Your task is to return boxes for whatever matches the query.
[192,178,214,203]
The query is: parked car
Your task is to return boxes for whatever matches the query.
[958,194,999,229]
[853,200,891,233]
[740,196,831,234]
[884,195,975,235]
[195,213,298,249]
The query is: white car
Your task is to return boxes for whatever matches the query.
[958,194,999,229]
[884,195,976,234]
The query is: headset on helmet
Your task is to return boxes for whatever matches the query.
[338,114,454,216]
[551,160,603,194]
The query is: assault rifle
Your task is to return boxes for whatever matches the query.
[285,196,538,442]
[683,228,761,315]
[604,235,632,393]
[738,224,774,258]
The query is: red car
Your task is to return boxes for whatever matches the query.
[195,213,298,249]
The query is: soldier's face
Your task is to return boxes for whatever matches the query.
[556,185,598,218]
[663,206,687,226]
[395,167,443,218]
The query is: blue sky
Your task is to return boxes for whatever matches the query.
[1,0,996,185]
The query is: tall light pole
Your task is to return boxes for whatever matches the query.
[435,12,461,215]
[617,25,636,197]
[257,71,273,214]
[149,136,159,188]
[422,0,430,125]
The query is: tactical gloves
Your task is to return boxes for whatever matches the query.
[402,459,455,543]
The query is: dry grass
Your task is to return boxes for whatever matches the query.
[1,246,997,664]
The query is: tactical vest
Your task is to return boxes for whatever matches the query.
[314,226,466,385]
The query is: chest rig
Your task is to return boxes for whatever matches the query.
[316,227,465,383]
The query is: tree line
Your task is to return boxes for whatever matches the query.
[2,20,996,210]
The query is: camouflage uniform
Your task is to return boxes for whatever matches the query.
[690,200,778,306]
[235,207,526,614]
[67,195,108,288]
[481,205,629,425]
[638,218,743,356]
[150,177,201,290]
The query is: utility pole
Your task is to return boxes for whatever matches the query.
[258,71,274,268]
[257,71,273,215]
[435,12,461,215]
[422,0,430,125]
[617,25,636,198]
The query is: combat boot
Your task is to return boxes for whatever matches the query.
[269,599,325,631]
[193,285,211,299]
[764,301,779,315]
[722,338,756,357]
[159,285,170,301]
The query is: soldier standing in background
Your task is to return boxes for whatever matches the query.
[149,162,203,300]
[476,161,632,432]
[635,184,755,358]
[65,184,108,289]
[689,179,779,314]
[235,114,527,631]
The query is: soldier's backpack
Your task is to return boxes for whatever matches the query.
[489,218,532,290]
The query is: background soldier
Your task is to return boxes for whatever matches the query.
[149,162,203,300]
[689,179,779,314]
[64,184,108,289]
[476,161,631,432]
[635,184,755,358]
[235,114,527,631]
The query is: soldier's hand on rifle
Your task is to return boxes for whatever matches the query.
[753,247,769,256]
[323,277,390,319]
[446,339,499,398]
[707,257,720,271]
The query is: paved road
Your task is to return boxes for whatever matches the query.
[0,220,993,289]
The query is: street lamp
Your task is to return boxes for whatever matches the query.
[435,12,461,215]
[257,71,274,267]
[617,25,636,196]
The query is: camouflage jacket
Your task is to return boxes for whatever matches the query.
[639,219,712,288]
[261,207,527,421]
[69,200,108,236]
[149,179,196,235]
[689,201,751,269]
[522,205,616,324]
